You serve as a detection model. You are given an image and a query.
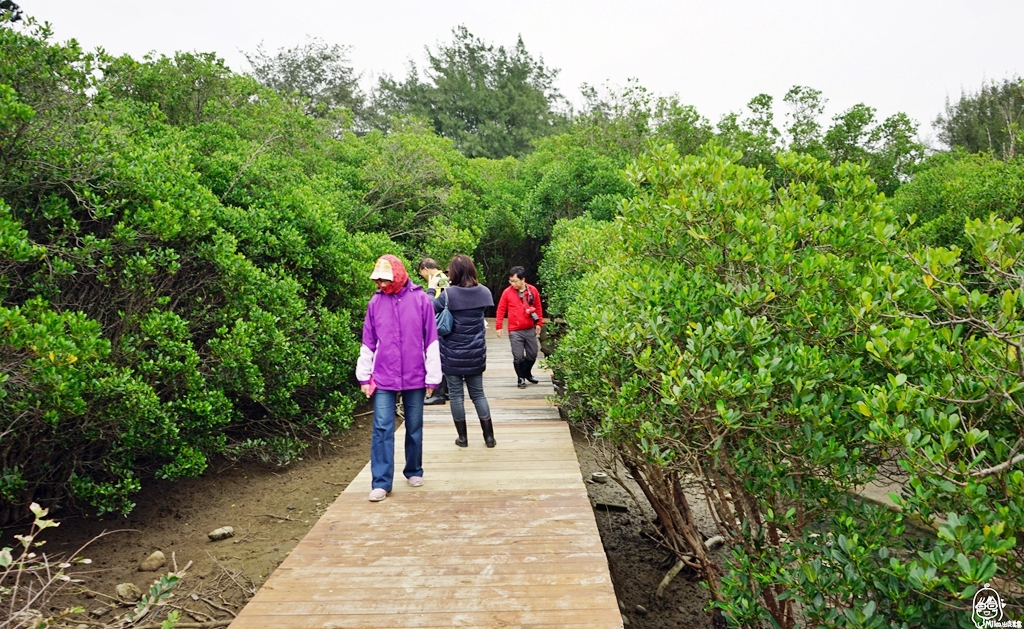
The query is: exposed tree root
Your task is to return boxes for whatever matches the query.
[656,558,687,599]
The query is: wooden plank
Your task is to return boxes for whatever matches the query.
[231,608,622,629]
[289,540,605,557]
[272,552,609,568]
[300,522,602,538]
[241,595,617,614]
[257,572,613,587]
[318,494,590,508]
[422,398,555,408]
[247,590,618,610]
[312,504,595,522]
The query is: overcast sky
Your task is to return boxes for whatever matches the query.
[23,1,1024,144]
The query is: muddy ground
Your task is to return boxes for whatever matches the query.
[6,416,720,628]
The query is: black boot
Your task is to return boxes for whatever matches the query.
[522,357,539,384]
[513,360,527,388]
[480,418,496,448]
[454,419,468,448]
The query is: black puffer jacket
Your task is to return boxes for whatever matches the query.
[432,285,494,375]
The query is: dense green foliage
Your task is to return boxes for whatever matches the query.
[373,26,566,159]
[892,151,1024,250]
[715,89,925,197]
[523,84,925,302]
[936,77,1024,160]
[546,145,902,625]
[545,147,1024,625]
[245,37,364,121]
[0,20,393,523]
[846,216,1024,627]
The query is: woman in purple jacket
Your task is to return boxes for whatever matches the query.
[356,255,442,502]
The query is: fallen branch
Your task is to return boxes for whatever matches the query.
[655,534,725,599]
[231,525,253,545]
[251,513,299,521]
[135,621,232,629]
[201,595,238,617]
[205,552,256,598]
[704,535,726,550]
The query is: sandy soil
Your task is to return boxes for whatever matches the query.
[5,417,374,626]
[5,415,721,628]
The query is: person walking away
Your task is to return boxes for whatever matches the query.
[432,255,496,448]
[356,255,442,502]
[419,257,450,406]
[495,266,544,389]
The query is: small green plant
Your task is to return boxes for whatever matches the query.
[0,503,89,628]
[118,559,190,626]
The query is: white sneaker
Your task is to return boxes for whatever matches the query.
[408,476,424,487]
[368,488,388,502]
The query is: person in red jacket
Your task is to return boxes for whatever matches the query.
[495,266,544,389]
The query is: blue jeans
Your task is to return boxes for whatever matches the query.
[370,388,425,491]
[445,374,491,422]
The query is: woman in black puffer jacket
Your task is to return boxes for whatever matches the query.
[430,255,496,448]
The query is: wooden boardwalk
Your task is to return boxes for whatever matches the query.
[229,322,622,628]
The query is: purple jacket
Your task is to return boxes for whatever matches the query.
[356,281,442,390]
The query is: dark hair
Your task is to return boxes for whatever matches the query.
[508,265,526,279]
[418,257,439,271]
[448,254,479,287]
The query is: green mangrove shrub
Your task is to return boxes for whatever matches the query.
[892,151,1024,251]
[0,19,381,524]
[537,215,621,317]
[548,144,899,627]
[845,215,1024,626]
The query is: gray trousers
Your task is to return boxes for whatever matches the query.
[508,328,538,377]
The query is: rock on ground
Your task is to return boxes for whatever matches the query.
[138,550,165,572]
[208,526,235,541]
[116,582,142,602]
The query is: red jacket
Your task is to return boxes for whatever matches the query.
[495,284,544,332]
